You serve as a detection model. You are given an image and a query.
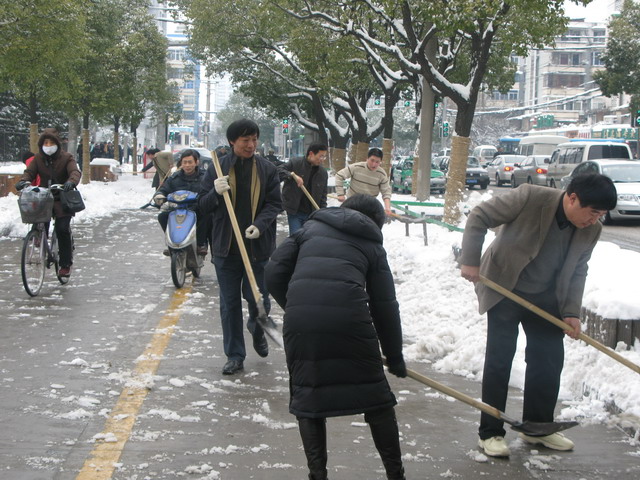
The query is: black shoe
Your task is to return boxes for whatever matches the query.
[163,249,170,256]
[252,330,269,358]
[222,359,244,375]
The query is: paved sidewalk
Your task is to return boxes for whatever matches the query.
[0,209,637,479]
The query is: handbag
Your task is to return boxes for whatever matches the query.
[59,189,86,213]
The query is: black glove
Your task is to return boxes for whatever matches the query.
[15,180,31,191]
[63,181,76,192]
[386,356,407,378]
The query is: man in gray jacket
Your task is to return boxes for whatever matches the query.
[460,173,616,458]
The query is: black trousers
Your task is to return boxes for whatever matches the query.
[479,290,565,439]
[298,407,405,480]
[54,216,73,268]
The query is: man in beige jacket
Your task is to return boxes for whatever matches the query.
[335,147,392,214]
[460,173,616,458]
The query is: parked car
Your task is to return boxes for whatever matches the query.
[438,156,489,189]
[559,159,640,224]
[546,140,632,188]
[511,155,550,187]
[391,157,446,194]
[486,154,525,186]
[173,147,213,171]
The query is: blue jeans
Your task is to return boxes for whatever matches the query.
[213,254,271,362]
[287,212,310,235]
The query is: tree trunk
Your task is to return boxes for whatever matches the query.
[443,135,471,224]
[68,117,80,165]
[81,113,91,184]
[29,90,39,152]
[29,124,39,154]
[348,143,358,165]
[113,116,121,165]
[356,142,369,163]
[382,138,393,175]
[330,147,347,172]
[131,122,139,174]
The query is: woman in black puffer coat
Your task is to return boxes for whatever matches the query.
[265,194,407,480]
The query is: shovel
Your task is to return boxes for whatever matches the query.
[211,151,283,347]
[480,275,640,375]
[386,360,578,437]
[290,172,320,210]
[139,169,172,209]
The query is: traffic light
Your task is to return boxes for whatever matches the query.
[169,132,175,141]
[442,121,450,137]
[374,97,381,105]
[435,102,439,108]
[636,109,640,127]
[404,100,411,107]
[282,118,289,134]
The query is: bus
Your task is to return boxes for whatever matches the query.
[497,136,522,154]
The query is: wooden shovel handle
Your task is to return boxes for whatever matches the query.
[211,151,263,306]
[405,367,505,420]
[291,172,320,211]
[480,275,640,375]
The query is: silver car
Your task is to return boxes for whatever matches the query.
[560,159,640,224]
[511,155,550,187]
[486,155,525,186]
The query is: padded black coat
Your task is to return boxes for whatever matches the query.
[265,207,403,418]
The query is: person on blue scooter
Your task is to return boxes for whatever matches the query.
[153,149,210,256]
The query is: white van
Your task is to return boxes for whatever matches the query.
[546,140,633,188]
[472,145,497,166]
[517,135,568,157]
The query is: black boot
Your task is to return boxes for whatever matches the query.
[365,408,406,480]
[298,417,329,480]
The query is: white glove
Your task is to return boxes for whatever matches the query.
[245,225,260,239]
[214,175,231,195]
[153,194,166,206]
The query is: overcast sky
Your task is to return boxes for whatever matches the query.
[564,0,618,22]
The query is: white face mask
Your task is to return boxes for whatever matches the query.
[42,145,58,156]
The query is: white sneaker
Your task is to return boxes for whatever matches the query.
[478,436,510,457]
[519,432,574,451]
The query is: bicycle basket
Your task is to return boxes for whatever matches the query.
[18,186,54,223]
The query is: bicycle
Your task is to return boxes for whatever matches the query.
[19,184,70,296]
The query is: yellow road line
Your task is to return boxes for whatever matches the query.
[76,284,192,479]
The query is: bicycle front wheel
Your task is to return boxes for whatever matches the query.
[21,230,46,297]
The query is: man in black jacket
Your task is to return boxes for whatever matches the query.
[198,119,282,375]
[279,143,328,234]
[153,149,209,256]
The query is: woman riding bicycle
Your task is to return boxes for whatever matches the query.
[16,128,81,278]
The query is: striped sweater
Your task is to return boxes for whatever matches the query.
[335,162,392,200]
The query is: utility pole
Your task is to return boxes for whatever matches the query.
[205,80,211,149]
[415,35,438,201]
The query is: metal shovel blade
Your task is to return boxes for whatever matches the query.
[506,417,579,437]
[257,314,283,348]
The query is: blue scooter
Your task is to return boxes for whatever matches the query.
[164,190,204,288]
